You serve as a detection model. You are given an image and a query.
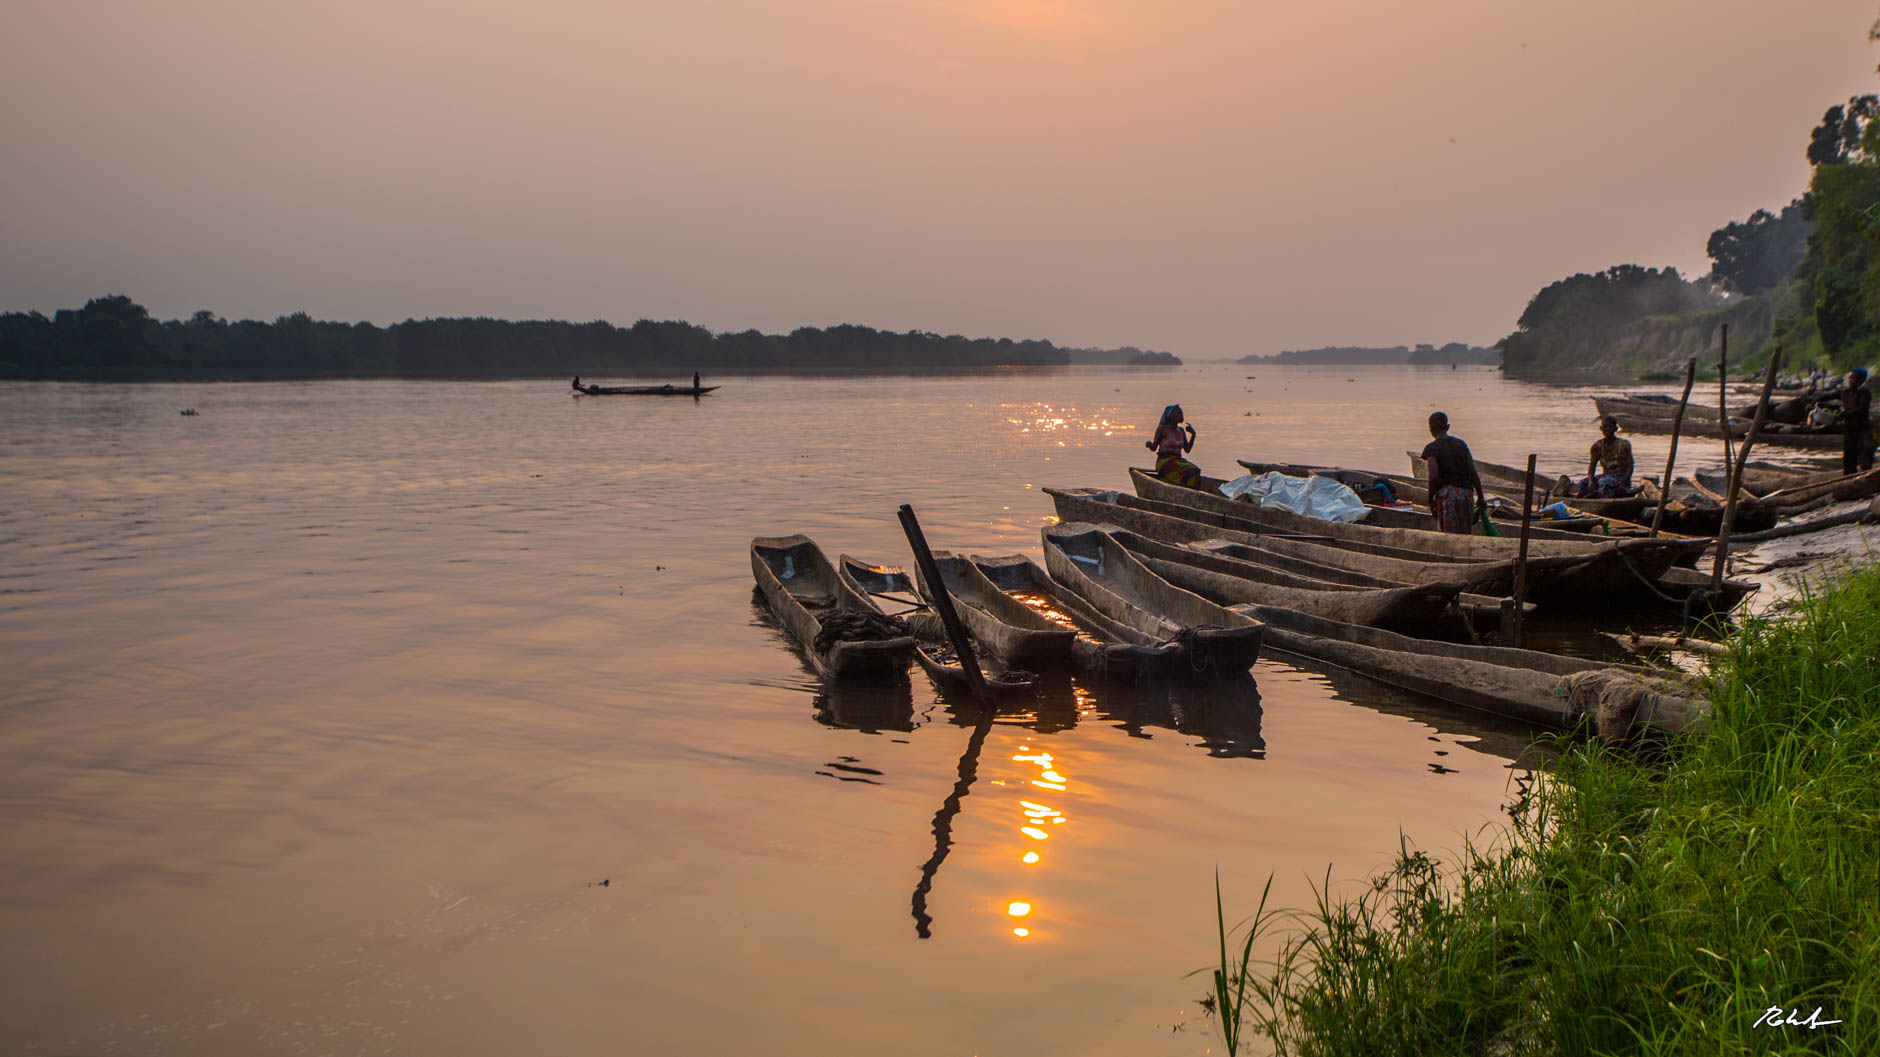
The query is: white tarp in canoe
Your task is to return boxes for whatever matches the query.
[1217,472,1369,523]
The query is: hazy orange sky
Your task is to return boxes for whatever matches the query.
[3,1,1876,357]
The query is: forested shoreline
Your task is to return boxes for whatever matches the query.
[0,297,1173,380]
[1501,92,1880,378]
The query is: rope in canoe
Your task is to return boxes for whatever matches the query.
[813,610,912,653]
[1166,624,1226,673]
[1610,542,1722,628]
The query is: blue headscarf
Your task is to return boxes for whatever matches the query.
[1159,404,1183,427]
[1853,367,1869,384]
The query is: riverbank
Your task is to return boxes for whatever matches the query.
[1213,559,1880,1055]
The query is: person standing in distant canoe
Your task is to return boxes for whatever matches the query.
[693,372,701,391]
[1147,404,1200,488]
[1576,416,1635,498]
[1421,411,1486,534]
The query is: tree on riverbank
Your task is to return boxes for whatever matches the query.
[0,297,1110,379]
[1792,94,1880,364]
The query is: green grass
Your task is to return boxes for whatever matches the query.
[1203,566,1880,1056]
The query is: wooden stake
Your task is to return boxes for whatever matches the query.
[1711,347,1783,591]
[1718,323,1734,471]
[1650,358,1697,538]
[1513,453,1537,648]
[897,504,990,701]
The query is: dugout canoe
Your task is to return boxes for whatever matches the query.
[1694,464,1880,512]
[1604,413,1841,449]
[1129,468,1685,560]
[1593,393,1809,425]
[835,554,1043,697]
[1151,464,1594,533]
[1099,525,1471,634]
[576,383,720,396]
[967,554,1182,680]
[1047,487,1712,608]
[912,551,1077,669]
[1040,524,1265,676]
[751,536,915,679]
[1396,453,1658,524]
[1048,525,1702,737]
[1240,458,1632,530]
[1241,605,1705,738]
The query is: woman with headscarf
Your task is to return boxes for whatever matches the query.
[1146,404,1200,487]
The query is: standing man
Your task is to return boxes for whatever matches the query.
[693,372,701,391]
[1815,367,1874,475]
[1421,411,1487,534]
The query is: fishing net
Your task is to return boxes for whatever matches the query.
[1559,669,1704,740]
[813,610,911,653]
[919,643,1041,689]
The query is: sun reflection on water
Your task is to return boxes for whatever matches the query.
[1006,743,1073,940]
[1005,403,1132,440]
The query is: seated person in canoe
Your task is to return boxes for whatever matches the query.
[1146,404,1201,487]
[1420,411,1486,534]
[1576,416,1635,498]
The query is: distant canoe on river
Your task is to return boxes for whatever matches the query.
[573,382,719,396]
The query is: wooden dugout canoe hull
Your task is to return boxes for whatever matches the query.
[577,384,720,396]
[1048,487,1710,608]
[914,552,1077,669]
[1593,393,1809,425]
[1234,459,1619,531]
[1239,604,1704,737]
[1040,525,1265,675]
[1395,453,1658,523]
[834,554,1042,696]
[1132,468,1612,555]
[1605,413,1841,448]
[1696,465,1880,511]
[1099,525,1470,634]
[1154,465,1604,537]
[1125,470,1712,572]
[967,554,1181,680]
[750,536,915,679]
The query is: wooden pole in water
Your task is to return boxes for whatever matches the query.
[1513,453,1537,648]
[897,504,990,702]
[1711,347,1783,592]
[1650,358,1698,537]
[1717,323,1735,471]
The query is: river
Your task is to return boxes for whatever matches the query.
[0,366,1827,1055]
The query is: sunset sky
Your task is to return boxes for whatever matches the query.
[3,0,1877,357]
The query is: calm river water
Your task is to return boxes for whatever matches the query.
[0,366,1829,1056]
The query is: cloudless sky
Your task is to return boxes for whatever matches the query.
[2,1,1876,356]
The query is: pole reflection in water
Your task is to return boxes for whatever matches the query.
[910,708,996,939]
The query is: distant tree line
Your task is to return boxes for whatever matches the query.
[1063,344,1181,365]
[0,298,1089,379]
[1240,343,1497,366]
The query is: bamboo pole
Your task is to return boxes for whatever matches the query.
[1513,454,1537,648]
[897,504,990,701]
[1711,347,1783,591]
[1650,358,1697,538]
